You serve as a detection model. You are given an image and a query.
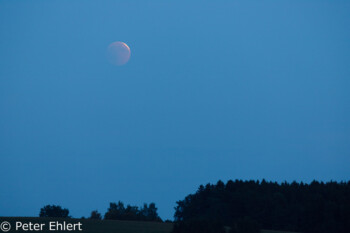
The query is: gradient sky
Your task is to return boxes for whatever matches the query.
[0,0,349,220]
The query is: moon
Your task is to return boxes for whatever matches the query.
[107,41,131,66]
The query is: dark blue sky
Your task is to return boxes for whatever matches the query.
[0,0,349,220]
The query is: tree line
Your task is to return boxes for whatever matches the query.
[173,180,350,233]
[39,201,162,222]
[37,179,350,233]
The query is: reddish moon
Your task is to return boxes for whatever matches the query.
[107,41,131,66]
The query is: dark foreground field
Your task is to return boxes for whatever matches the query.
[0,217,298,233]
[0,217,171,233]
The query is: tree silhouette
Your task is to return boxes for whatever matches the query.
[173,180,350,233]
[139,203,162,221]
[89,210,102,220]
[104,201,162,222]
[39,205,70,218]
[104,201,126,220]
